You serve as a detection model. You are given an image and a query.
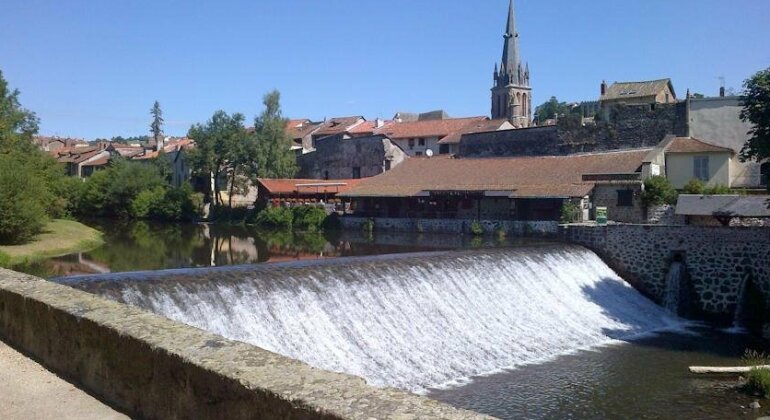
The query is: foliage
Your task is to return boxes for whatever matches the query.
[75,159,166,218]
[291,206,327,232]
[534,96,577,123]
[150,100,163,144]
[0,219,103,267]
[0,70,39,152]
[560,201,582,223]
[130,184,197,221]
[253,90,298,179]
[0,155,48,244]
[361,218,375,234]
[738,67,770,168]
[470,220,484,235]
[743,351,770,398]
[682,179,705,195]
[321,212,343,231]
[704,184,731,195]
[254,206,293,230]
[110,135,149,144]
[641,176,678,206]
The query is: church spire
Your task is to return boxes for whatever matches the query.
[501,0,520,76]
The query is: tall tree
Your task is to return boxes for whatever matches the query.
[0,70,39,153]
[739,68,770,171]
[253,91,297,179]
[150,100,164,145]
[534,96,574,123]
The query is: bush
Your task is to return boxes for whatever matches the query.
[641,176,678,206]
[130,184,198,222]
[745,368,770,398]
[560,201,582,223]
[361,218,375,234]
[291,206,327,232]
[254,206,293,230]
[682,179,705,195]
[321,212,343,231]
[0,156,48,244]
[470,220,484,235]
[704,184,731,195]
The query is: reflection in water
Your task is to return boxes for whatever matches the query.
[17,219,524,278]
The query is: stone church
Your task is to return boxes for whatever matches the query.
[491,0,532,128]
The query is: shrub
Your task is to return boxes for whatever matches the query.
[560,201,582,223]
[0,156,48,244]
[704,184,731,195]
[682,179,705,195]
[321,212,343,231]
[470,220,484,235]
[131,187,165,219]
[292,206,327,232]
[745,368,770,398]
[361,218,375,234]
[641,176,678,206]
[130,185,198,222]
[254,206,293,230]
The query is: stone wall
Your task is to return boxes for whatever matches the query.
[562,225,770,324]
[592,183,645,223]
[297,135,406,180]
[341,216,558,236]
[0,268,487,420]
[460,102,687,158]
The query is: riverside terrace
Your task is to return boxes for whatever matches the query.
[338,148,653,223]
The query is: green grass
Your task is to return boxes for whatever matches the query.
[0,219,103,268]
[742,350,770,398]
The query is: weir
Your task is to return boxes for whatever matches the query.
[60,244,681,394]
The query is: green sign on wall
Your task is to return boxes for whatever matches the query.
[596,206,608,225]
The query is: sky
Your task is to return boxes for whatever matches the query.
[1,0,769,140]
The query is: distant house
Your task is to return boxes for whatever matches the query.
[340,148,652,223]
[297,134,407,180]
[599,79,677,121]
[285,119,322,154]
[51,146,110,178]
[643,135,736,189]
[439,119,514,155]
[310,116,366,147]
[675,194,770,226]
[255,178,364,211]
[373,116,488,157]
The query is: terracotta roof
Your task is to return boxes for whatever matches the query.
[665,137,734,154]
[601,79,675,101]
[438,119,513,145]
[348,121,394,136]
[81,155,110,166]
[313,116,365,137]
[53,147,103,164]
[340,149,652,198]
[285,119,321,141]
[257,178,365,195]
[374,116,487,140]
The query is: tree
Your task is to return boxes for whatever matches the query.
[0,70,39,153]
[641,176,678,206]
[253,90,298,179]
[534,96,575,124]
[739,67,770,191]
[150,100,164,145]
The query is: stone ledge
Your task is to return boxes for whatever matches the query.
[0,268,490,420]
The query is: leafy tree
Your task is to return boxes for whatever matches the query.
[150,100,164,145]
[76,159,166,218]
[641,176,678,206]
[253,90,298,179]
[682,179,705,195]
[0,155,48,244]
[738,67,770,191]
[0,70,39,153]
[534,96,575,123]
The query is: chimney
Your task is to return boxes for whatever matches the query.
[375,118,384,128]
[600,80,607,96]
[719,86,725,97]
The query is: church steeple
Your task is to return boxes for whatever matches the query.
[501,0,520,80]
[491,0,532,127]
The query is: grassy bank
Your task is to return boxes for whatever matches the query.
[0,219,103,268]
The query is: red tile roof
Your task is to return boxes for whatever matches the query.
[340,149,652,198]
[438,119,513,145]
[665,137,734,154]
[257,178,365,195]
[313,116,365,137]
[374,116,487,140]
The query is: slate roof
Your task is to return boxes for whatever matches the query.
[438,119,513,145]
[665,137,734,154]
[340,148,651,198]
[676,195,770,217]
[600,79,675,101]
[257,178,364,195]
[374,116,487,140]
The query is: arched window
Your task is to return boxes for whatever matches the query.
[522,93,528,119]
[761,162,770,186]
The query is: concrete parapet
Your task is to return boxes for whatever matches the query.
[0,268,490,419]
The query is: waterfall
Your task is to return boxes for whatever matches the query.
[61,245,682,393]
[663,262,683,314]
[730,276,750,331]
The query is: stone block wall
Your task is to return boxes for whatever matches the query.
[341,217,558,236]
[0,268,487,420]
[562,225,770,324]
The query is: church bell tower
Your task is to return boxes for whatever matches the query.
[491,0,532,127]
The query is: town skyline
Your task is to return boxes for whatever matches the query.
[2,0,769,140]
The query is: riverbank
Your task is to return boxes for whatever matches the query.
[0,220,103,268]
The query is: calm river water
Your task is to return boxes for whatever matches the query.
[20,219,770,419]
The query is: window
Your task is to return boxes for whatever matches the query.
[415,151,423,156]
[693,156,710,181]
[418,138,425,146]
[760,162,770,185]
[408,139,415,149]
[439,144,449,154]
[352,167,361,179]
[617,189,633,207]
[324,170,329,180]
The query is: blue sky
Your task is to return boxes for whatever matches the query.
[2,0,769,140]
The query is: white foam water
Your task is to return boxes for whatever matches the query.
[86,246,681,393]
[663,262,683,314]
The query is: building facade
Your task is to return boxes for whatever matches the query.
[491,0,532,127]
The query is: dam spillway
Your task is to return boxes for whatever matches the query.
[59,244,681,393]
